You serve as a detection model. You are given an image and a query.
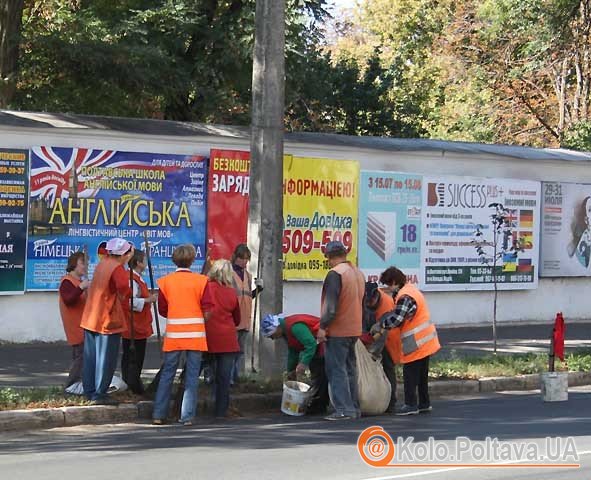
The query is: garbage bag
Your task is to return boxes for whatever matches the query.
[355,339,391,415]
[65,375,128,396]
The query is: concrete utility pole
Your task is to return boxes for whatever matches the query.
[248,0,285,376]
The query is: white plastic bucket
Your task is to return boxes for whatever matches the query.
[281,381,311,416]
[540,372,568,402]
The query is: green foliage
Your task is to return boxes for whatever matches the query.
[429,351,578,380]
[7,0,591,144]
[13,0,332,124]
[0,386,71,410]
[562,121,591,152]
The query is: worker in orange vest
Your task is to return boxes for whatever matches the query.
[230,244,263,382]
[372,266,440,416]
[317,240,365,421]
[121,249,157,394]
[363,281,399,413]
[58,251,89,389]
[152,244,208,426]
[80,237,133,405]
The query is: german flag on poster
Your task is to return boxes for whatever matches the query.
[518,258,533,272]
[519,231,533,249]
[519,209,533,228]
[502,252,517,272]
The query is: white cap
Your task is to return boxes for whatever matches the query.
[105,237,133,255]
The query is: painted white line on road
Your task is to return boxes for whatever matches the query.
[359,450,591,480]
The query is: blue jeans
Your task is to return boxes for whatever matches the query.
[82,330,120,401]
[153,350,202,423]
[324,336,359,417]
[211,352,237,417]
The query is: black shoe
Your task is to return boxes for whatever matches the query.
[418,405,432,413]
[395,404,419,416]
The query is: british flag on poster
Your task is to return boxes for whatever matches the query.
[27,147,209,290]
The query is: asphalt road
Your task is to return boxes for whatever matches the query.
[1,387,590,480]
[2,322,591,387]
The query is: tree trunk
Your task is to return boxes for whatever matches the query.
[0,0,24,107]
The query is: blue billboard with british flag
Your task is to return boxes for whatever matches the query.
[27,147,207,290]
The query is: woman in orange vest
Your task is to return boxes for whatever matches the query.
[153,244,208,426]
[372,266,441,416]
[230,244,263,382]
[121,249,157,394]
[201,259,241,419]
[80,237,133,405]
[58,251,89,389]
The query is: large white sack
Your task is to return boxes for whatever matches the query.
[355,339,391,415]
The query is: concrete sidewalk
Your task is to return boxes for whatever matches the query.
[1,322,590,388]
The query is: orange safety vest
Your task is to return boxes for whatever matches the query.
[58,274,86,345]
[374,289,401,364]
[158,270,208,352]
[80,257,127,335]
[395,283,440,364]
[123,271,154,340]
[232,269,252,331]
[322,261,365,337]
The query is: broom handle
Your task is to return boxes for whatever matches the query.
[250,255,263,372]
[129,266,136,345]
[143,232,162,350]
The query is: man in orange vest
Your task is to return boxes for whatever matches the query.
[317,241,365,421]
[152,244,208,426]
[363,281,398,413]
[373,266,441,416]
[58,251,89,389]
[80,237,133,405]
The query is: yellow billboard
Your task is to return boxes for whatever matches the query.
[283,156,360,280]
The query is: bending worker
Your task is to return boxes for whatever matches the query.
[363,281,399,413]
[372,266,440,416]
[262,312,329,415]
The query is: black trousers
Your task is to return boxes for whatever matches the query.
[121,338,147,394]
[403,356,430,408]
[65,343,84,388]
[382,349,397,412]
[307,355,330,415]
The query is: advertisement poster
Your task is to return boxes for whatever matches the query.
[283,156,359,281]
[207,149,249,260]
[0,149,29,295]
[420,175,540,291]
[540,181,591,276]
[359,170,422,284]
[27,147,207,290]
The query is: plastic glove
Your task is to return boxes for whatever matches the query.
[295,363,307,376]
[369,322,384,337]
[255,278,264,289]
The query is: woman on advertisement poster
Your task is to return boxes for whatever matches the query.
[569,196,591,268]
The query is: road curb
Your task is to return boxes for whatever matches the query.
[2,372,589,432]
